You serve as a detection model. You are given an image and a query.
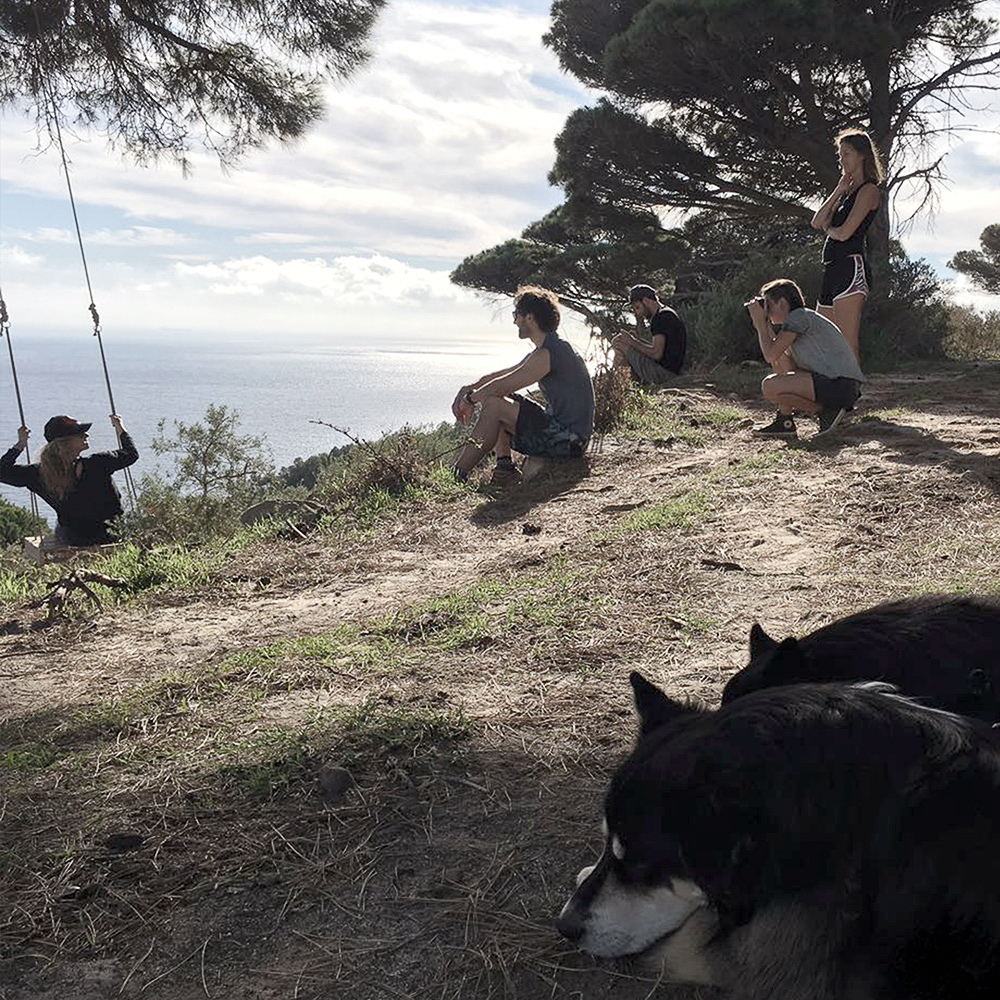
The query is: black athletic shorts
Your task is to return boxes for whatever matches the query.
[819,253,871,307]
[812,373,861,411]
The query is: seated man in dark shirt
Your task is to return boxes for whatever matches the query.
[611,283,688,384]
[451,286,594,486]
[0,413,138,545]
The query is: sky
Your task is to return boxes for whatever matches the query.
[1,0,1000,351]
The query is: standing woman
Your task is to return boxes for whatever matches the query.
[811,129,884,360]
[0,414,138,546]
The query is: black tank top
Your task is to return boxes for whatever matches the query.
[822,181,879,263]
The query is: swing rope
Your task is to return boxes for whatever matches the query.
[33,14,136,503]
[0,290,41,520]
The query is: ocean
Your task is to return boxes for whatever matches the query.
[0,330,595,511]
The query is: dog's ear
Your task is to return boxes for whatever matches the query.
[761,637,806,684]
[749,622,778,660]
[630,671,689,735]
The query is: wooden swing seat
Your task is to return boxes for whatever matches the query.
[22,535,117,565]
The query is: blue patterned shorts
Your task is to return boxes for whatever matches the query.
[512,396,586,458]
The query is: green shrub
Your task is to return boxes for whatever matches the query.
[145,404,276,540]
[311,422,467,506]
[683,243,821,366]
[944,305,1000,361]
[862,245,949,370]
[278,442,354,490]
[0,497,48,546]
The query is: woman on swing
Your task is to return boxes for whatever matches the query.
[811,128,884,361]
[1,414,138,546]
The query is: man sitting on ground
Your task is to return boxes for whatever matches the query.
[610,283,687,384]
[451,286,594,485]
[747,278,865,439]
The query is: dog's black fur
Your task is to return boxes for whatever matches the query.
[722,594,1000,721]
[557,674,1000,999]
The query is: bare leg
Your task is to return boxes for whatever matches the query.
[816,303,837,326]
[818,300,864,361]
[455,397,520,476]
[831,294,865,361]
[770,391,820,415]
[762,372,819,415]
[495,427,512,461]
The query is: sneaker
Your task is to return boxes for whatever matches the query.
[489,464,523,487]
[752,414,797,438]
[815,407,847,437]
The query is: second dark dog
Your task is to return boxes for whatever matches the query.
[722,594,1000,721]
[556,673,1000,998]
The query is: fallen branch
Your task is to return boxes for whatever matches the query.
[29,570,130,624]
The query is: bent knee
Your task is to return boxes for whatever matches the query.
[761,379,792,405]
[479,395,507,415]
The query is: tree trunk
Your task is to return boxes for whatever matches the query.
[865,55,892,272]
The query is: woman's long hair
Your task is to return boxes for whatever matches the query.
[835,129,885,186]
[39,437,79,500]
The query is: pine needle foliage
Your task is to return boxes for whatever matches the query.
[1,0,386,163]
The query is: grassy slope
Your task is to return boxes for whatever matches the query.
[3,366,1000,1000]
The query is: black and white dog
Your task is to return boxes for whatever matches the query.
[722,594,1000,722]
[556,673,1000,999]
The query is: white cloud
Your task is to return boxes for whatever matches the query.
[0,1,589,264]
[11,227,75,245]
[7,225,189,247]
[0,243,44,267]
[239,232,327,245]
[895,128,1000,308]
[0,0,594,338]
[89,226,191,247]
[943,272,1000,308]
[175,252,466,304]
[0,246,507,342]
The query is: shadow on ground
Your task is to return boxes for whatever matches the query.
[0,683,718,1000]
[471,458,592,526]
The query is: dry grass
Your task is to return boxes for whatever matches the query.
[4,366,1000,999]
[591,363,635,434]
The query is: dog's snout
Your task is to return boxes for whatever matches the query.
[555,905,585,943]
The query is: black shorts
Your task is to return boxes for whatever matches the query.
[512,396,587,458]
[819,254,871,307]
[812,373,861,411]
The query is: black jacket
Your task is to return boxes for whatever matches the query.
[0,433,139,545]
